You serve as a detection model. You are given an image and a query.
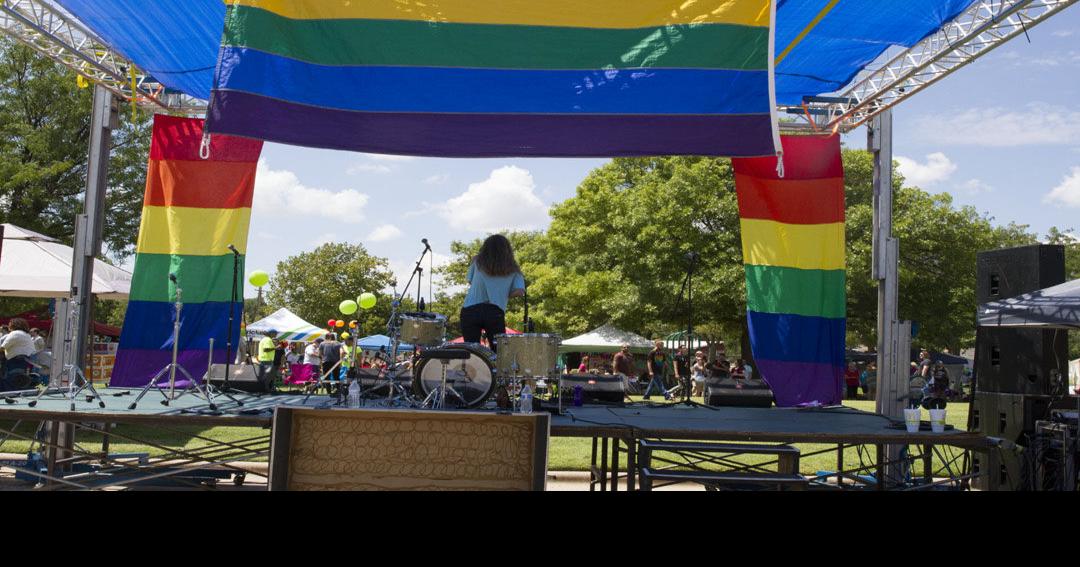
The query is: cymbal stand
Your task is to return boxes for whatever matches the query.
[28,297,106,410]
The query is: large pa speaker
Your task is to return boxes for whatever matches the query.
[704,377,774,408]
[975,245,1067,395]
[559,374,626,404]
[207,363,272,393]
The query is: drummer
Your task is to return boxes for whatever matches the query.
[460,234,525,354]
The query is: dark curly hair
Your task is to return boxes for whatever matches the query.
[474,234,520,277]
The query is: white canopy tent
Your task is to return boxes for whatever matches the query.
[0,223,131,299]
[559,324,654,354]
[247,308,327,342]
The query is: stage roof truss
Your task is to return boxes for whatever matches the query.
[0,0,204,113]
[782,0,1079,134]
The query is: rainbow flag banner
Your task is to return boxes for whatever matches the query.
[111,115,263,387]
[733,135,845,406]
[206,0,780,158]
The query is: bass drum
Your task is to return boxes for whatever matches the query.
[412,343,496,408]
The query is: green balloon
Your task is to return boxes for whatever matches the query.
[358,292,377,310]
[248,270,269,288]
[339,299,358,315]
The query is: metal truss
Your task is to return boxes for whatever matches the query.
[0,0,206,113]
[784,0,1080,133]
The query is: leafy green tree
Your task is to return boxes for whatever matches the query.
[0,40,151,261]
[265,242,394,337]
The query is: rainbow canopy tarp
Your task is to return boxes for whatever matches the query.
[56,0,980,144]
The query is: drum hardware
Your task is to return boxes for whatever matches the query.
[128,278,218,411]
[377,238,436,407]
[417,349,471,409]
[413,343,496,408]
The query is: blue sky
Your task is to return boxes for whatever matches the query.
[242,5,1080,299]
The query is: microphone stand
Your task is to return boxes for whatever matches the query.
[672,252,709,408]
[378,239,431,405]
[207,244,245,405]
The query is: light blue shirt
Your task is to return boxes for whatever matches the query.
[463,261,525,313]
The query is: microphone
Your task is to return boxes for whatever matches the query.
[421,238,431,250]
[227,244,239,256]
[169,273,178,283]
[418,297,426,312]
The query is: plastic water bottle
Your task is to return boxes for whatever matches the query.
[519,384,533,414]
[347,380,361,408]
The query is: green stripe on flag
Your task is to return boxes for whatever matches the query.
[128,253,244,303]
[744,264,846,319]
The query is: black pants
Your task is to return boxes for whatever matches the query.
[460,303,506,353]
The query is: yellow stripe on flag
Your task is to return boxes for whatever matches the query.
[740,218,845,271]
[233,0,771,29]
[135,206,251,256]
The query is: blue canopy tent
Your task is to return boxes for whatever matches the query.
[56,0,984,107]
[357,334,413,354]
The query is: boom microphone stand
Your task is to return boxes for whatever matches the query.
[377,238,432,406]
[670,252,709,408]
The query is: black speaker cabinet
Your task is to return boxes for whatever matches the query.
[559,374,626,403]
[207,363,272,393]
[972,392,1059,490]
[704,377,774,408]
[975,245,1067,395]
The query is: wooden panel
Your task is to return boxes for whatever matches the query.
[269,408,549,491]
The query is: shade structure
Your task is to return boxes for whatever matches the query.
[0,308,120,338]
[247,308,327,341]
[559,324,653,354]
[356,334,413,353]
[978,279,1080,330]
[55,0,983,136]
[0,224,131,300]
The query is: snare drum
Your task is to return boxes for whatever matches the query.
[495,333,561,377]
[399,312,447,346]
[412,343,496,408]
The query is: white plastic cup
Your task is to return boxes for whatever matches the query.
[929,408,946,433]
[904,408,921,433]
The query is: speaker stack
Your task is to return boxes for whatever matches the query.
[973,244,1068,490]
[558,374,626,404]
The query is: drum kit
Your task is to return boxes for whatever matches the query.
[370,310,561,410]
[347,238,561,410]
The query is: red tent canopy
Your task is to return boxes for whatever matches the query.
[0,308,121,338]
[449,328,522,344]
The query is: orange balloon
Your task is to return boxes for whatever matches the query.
[335,320,345,328]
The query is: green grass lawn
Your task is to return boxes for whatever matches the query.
[1,398,971,476]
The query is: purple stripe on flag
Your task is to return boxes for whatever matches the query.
[207,90,777,158]
[110,348,225,387]
[754,359,843,407]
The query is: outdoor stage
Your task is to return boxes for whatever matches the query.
[0,388,994,490]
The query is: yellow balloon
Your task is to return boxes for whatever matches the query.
[339,300,358,315]
[358,292,377,310]
[341,332,350,339]
[248,270,270,287]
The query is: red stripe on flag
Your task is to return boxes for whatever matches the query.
[733,134,843,180]
[143,160,257,209]
[735,174,845,224]
[150,114,263,163]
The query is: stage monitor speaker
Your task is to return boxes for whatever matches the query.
[704,377,774,408]
[972,392,1061,490]
[975,244,1067,395]
[208,363,271,393]
[559,374,626,404]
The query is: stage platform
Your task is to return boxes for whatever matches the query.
[0,389,991,490]
[0,388,991,447]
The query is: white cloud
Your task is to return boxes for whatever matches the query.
[437,166,550,232]
[424,174,450,185]
[387,252,455,295]
[359,153,416,162]
[346,163,392,175]
[895,152,957,187]
[1052,30,1075,38]
[913,103,1080,147]
[367,224,403,242]
[313,233,338,247]
[1043,166,1080,207]
[956,178,994,196]
[254,161,369,223]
